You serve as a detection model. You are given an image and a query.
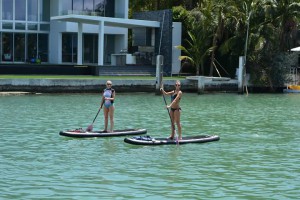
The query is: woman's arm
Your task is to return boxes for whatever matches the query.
[110,90,115,101]
[160,88,174,96]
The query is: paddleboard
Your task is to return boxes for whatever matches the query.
[59,128,147,138]
[124,135,220,145]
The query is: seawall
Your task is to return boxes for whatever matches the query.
[0,78,239,93]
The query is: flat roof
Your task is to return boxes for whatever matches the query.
[51,14,160,28]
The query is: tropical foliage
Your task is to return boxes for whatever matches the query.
[129,0,300,89]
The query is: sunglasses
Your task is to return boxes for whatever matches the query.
[107,83,112,86]
[175,84,181,86]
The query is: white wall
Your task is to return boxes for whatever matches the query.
[49,0,63,63]
[172,22,182,75]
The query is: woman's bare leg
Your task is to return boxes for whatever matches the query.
[169,111,175,138]
[174,110,182,139]
[109,106,114,132]
[103,107,109,131]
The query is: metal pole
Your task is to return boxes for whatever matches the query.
[243,10,251,95]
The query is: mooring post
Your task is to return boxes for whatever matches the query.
[197,76,205,94]
[238,56,245,94]
[155,55,164,94]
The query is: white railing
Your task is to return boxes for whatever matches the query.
[61,10,105,17]
[60,10,125,18]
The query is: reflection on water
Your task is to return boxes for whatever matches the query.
[0,93,299,199]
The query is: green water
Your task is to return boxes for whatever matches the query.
[0,93,299,199]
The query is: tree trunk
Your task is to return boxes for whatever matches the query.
[209,41,216,76]
[200,61,204,75]
[196,64,200,76]
[209,14,224,76]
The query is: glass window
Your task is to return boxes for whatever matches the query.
[27,33,38,61]
[15,0,26,21]
[38,34,48,62]
[84,0,93,12]
[73,0,83,11]
[40,24,50,31]
[95,0,106,16]
[28,0,38,21]
[62,0,72,15]
[2,0,13,20]
[105,0,115,17]
[2,22,13,29]
[2,33,13,61]
[15,23,26,30]
[83,34,98,63]
[28,23,38,30]
[62,33,77,63]
[104,35,114,64]
[40,0,50,21]
[62,34,72,62]
[14,33,26,62]
[72,34,77,63]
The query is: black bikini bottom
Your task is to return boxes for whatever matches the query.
[170,107,181,112]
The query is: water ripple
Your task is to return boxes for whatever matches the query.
[0,93,299,199]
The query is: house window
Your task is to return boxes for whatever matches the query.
[27,33,38,61]
[14,33,26,62]
[84,0,93,12]
[2,33,13,61]
[38,33,48,62]
[2,22,13,30]
[28,0,38,21]
[83,34,98,64]
[73,0,84,12]
[40,0,50,22]
[15,23,26,30]
[62,33,77,63]
[15,0,26,21]
[1,33,48,62]
[2,0,13,20]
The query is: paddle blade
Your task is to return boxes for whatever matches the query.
[86,124,93,132]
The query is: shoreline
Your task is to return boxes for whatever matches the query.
[0,77,285,94]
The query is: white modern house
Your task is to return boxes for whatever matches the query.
[0,0,182,75]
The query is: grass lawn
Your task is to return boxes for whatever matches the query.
[0,75,186,80]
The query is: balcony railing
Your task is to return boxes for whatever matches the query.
[60,10,125,18]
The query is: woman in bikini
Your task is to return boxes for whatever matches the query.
[100,80,115,132]
[160,80,182,140]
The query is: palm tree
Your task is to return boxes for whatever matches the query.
[265,0,300,51]
[176,31,212,75]
[175,9,214,75]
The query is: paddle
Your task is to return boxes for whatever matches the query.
[161,88,179,145]
[86,108,101,132]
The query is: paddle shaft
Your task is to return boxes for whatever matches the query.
[92,108,101,124]
[162,94,173,125]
